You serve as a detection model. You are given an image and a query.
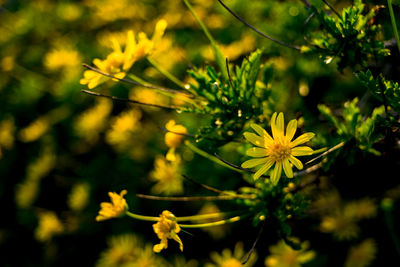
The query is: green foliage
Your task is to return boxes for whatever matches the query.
[307,0,389,69]
[357,70,400,113]
[187,50,270,142]
[318,98,385,155]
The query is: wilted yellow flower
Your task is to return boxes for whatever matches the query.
[68,183,90,212]
[345,239,377,267]
[35,211,64,242]
[265,239,315,267]
[151,155,183,195]
[81,20,167,89]
[96,190,128,221]
[205,242,257,267]
[152,210,183,253]
[242,112,314,183]
[96,234,141,267]
[164,120,187,161]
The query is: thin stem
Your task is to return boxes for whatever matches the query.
[216,0,301,51]
[136,194,243,201]
[388,0,400,54]
[185,141,243,173]
[305,141,345,165]
[322,0,341,17]
[125,211,160,222]
[147,57,189,91]
[81,89,179,110]
[242,220,265,264]
[179,214,249,228]
[176,211,245,222]
[384,208,400,257]
[183,0,229,81]
[226,58,235,90]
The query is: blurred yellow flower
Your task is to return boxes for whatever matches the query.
[164,120,187,161]
[0,117,15,157]
[81,20,168,89]
[265,239,315,267]
[15,179,39,209]
[19,116,50,143]
[197,203,227,240]
[74,98,112,143]
[205,242,257,267]
[96,190,128,221]
[68,183,90,212]
[96,234,141,267]
[320,214,360,240]
[151,155,183,195]
[105,109,141,150]
[152,210,183,253]
[35,211,64,242]
[242,112,314,183]
[345,239,377,267]
[44,48,81,71]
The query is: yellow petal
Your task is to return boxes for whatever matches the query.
[246,147,268,157]
[290,132,315,148]
[282,158,293,178]
[286,119,297,141]
[253,159,275,180]
[250,124,273,141]
[276,112,284,136]
[270,112,278,139]
[270,161,282,185]
[241,157,269,168]
[289,155,303,170]
[291,146,313,156]
[243,132,265,147]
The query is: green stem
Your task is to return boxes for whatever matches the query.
[384,209,400,257]
[176,211,245,222]
[125,211,160,222]
[185,141,244,173]
[388,0,400,54]
[179,214,250,228]
[147,57,188,91]
[183,0,228,81]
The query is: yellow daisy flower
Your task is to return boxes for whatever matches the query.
[152,210,183,253]
[241,112,315,184]
[96,190,128,221]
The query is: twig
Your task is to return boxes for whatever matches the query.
[305,141,345,165]
[216,0,301,51]
[81,89,179,110]
[322,0,341,18]
[136,194,241,201]
[242,220,265,264]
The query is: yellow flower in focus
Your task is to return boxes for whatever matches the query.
[80,20,167,89]
[44,48,81,71]
[242,112,315,183]
[96,234,141,267]
[68,183,90,212]
[35,211,64,242]
[345,239,377,267]
[151,155,183,195]
[96,190,128,221]
[152,210,183,253]
[205,242,257,267]
[164,120,187,162]
[265,240,315,267]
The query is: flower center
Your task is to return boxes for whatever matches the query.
[268,141,291,162]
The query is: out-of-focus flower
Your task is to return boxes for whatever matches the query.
[164,120,187,161]
[105,109,141,151]
[202,34,256,61]
[0,117,15,157]
[35,211,64,242]
[151,155,183,195]
[56,3,82,21]
[19,116,50,143]
[81,20,167,89]
[96,234,141,267]
[152,210,183,253]
[344,239,377,267]
[135,244,167,266]
[242,112,314,182]
[1,56,15,72]
[265,239,315,267]
[205,242,257,267]
[15,179,39,209]
[96,190,128,221]
[197,203,227,240]
[44,48,81,71]
[68,183,90,212]
[320,215,360,240]
[74,98,112,143]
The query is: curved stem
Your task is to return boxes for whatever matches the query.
[147,57,188,91]
[125,211,160,222]
[179,214,250,228]
[387,0,400,54]
[176,210,245,222]
[136,193,248,201]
